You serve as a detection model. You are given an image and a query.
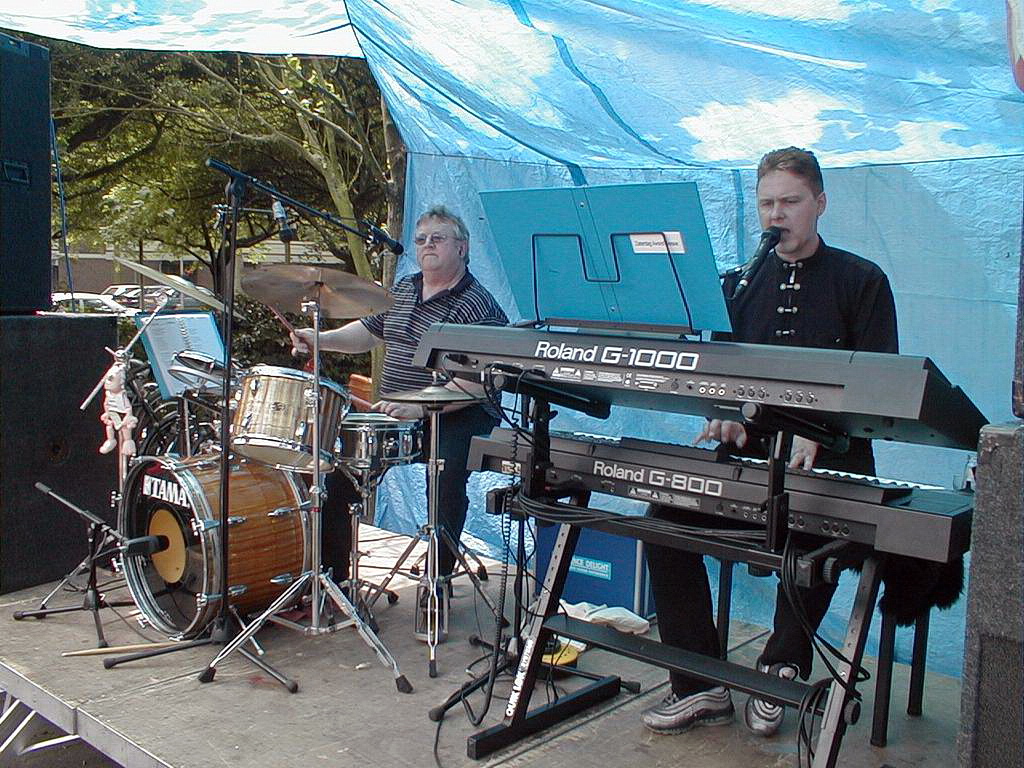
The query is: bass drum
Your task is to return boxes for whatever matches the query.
[119,454,309,638]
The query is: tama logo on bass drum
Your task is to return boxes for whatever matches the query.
[142,474,192,509]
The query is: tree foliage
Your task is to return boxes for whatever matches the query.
[16,31,409,389]
[45,40,397,282]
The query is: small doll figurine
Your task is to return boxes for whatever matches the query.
[99,361,138,456]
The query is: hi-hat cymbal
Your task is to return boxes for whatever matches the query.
[383,384,482,404]
[242,265,393,318]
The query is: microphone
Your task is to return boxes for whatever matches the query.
[361,221,404,255]
[272,200,297,243]
[121,535,170,557]
[732,226,781,298]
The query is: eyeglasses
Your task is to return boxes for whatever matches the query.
[413,232,454,246]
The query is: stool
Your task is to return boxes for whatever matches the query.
[348,373,374,412]
[871,609,930,747]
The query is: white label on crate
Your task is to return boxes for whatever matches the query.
[569,556,612,581]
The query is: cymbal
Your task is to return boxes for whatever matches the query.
[383,384,482,404]
[112,256,226,314]
[242,265,393,318]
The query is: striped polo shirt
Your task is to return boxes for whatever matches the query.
[361,270,508,396]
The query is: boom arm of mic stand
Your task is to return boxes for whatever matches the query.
[34,483,123,544]
[206,158,369,243]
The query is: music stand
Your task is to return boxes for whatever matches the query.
[479,180,731,334]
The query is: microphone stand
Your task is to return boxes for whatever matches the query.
[13,484,136,648]
[192,160,410,694]
[102,170,295,689]
[15,299,172,643]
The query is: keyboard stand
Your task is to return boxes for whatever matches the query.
[468,510,882,768]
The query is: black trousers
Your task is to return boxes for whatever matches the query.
[321,405,498,580]
[645,504,840,696]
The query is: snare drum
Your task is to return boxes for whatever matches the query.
[119,454,309,638]
[232,365,349,472]
[336,413,422,471]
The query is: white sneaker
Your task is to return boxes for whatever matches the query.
[641,686,734,734]
[744,663,798,737]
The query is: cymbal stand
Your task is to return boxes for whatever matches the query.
[364,513,500,620]
[423,400,446,678]
[407,534,491,583]
[357,411,500,623]
[80,292,171,491]
[198,297,411,694]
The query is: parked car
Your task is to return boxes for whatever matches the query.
[101,283,143,308]
[51,292,139,316]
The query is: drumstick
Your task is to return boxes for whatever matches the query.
[62,641,180,657]
[268,303,371,408]
[267,304,296,335]
[268,305,318,373]
[350,394,374,410]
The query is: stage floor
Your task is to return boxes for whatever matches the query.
[1,526,962,768]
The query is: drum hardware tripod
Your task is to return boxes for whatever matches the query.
[406,531,490,586]
[196,289,411,693]
[367,516,501,622]
[13,484,140,647]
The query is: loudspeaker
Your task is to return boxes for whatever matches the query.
[1,315,117,594]
[957,423,1024,768]
[0,33,51,314]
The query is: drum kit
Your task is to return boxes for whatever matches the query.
[19,157,491,694]
[104,263,484,691]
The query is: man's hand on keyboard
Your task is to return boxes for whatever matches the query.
[789,436,821,470]
[695,418,747,449]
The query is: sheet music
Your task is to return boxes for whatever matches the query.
[136,312,224,399]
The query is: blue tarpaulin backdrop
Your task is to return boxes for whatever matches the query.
[2,0,1021,678]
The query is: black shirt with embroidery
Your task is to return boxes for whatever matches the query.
[716,238,899,473]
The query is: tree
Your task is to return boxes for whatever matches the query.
[33,33,407,388]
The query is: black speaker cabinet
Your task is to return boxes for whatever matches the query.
[1,314,117,594]
[957,423,1024,767]
[0,33,51,314]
